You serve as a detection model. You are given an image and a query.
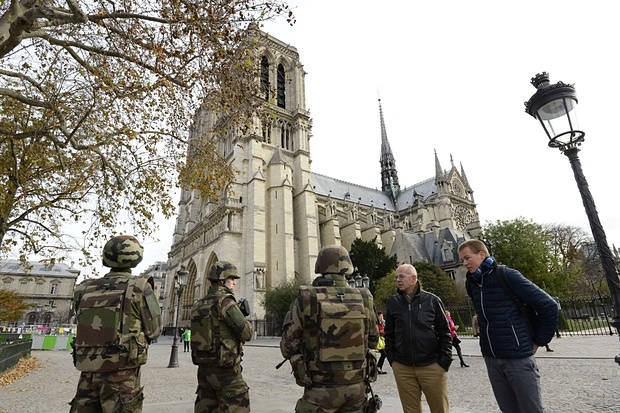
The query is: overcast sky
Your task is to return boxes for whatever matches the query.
[128,1,620,274]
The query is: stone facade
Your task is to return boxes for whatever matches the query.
[140,261,168,314]
[164,31,481,326]
[0,260,79,327]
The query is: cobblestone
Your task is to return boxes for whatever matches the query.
[0,335,619,412]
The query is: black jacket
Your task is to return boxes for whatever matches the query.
[384,283,452,371]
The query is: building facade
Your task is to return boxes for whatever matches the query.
[0,260,80,327]
[140,261,168,314]
[164,31,481,326]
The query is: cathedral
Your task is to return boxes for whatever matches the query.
[165,31,481,324]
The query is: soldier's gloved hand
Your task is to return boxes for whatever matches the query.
[238,298,251,317]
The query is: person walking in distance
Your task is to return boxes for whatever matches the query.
[376,310,388,375]
[70,235,162,413]
[445,311,469,367]
[280,245,379,413]
[190,261,253,412]
[458,239,558,413]
[385,264,452,413]
[182,327,191,353]
[472,312,480,338]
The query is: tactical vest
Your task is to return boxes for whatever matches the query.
[299,285,370,385]
[190,291,242,367]
[72,273,154,372]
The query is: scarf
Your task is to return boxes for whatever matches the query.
[469,256,496,284]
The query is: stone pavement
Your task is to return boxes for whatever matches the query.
[1,334,619,412]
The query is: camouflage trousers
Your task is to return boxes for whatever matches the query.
[195,363,250,412]
[69,367,144,413]
[295,381,366,413]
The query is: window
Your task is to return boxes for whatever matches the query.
[261,56,270,100]
[277,64,285,108]
[50,284,58,295]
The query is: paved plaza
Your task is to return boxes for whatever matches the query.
[1,334,619,412]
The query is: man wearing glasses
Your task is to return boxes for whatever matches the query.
[384,264,452,413]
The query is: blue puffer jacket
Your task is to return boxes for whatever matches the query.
[467,262,558,359]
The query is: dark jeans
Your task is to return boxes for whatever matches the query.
[377,349,387,369]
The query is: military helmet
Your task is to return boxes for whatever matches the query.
[208,261,240,280]
[315,245,353,276]
[102,235,144,269]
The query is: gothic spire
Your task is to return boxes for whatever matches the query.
[434,149,445,180]
[379,98,400,201]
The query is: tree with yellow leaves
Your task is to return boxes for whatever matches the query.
[0,289,32,324]
[0,0,294,268]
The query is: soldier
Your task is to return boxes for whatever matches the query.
[70,235,162,413]
[280,245,380,413]
[190,261,254,413]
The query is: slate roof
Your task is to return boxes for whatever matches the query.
[311,172,438,213]
[0,260,79,278]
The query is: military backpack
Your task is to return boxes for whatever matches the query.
[72,274,155,372]
[191,292,242,367]
[298,285,371,385]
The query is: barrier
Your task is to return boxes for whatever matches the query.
[31,335,73,350]
[0,340,32,373]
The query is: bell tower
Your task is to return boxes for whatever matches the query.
[168,30,319,320]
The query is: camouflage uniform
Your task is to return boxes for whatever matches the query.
[69,236,162,413]
[191,261,254,413]
[280,245,380,413]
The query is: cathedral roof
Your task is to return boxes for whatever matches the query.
[311,172,395,211]
[394,178,437,211]
[311,173,439,214]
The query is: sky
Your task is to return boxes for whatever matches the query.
[100,1,620,275]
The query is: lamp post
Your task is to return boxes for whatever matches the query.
[167,266,189,368]
[525,72,620,365]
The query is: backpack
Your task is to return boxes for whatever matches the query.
[298,285,370,385]
[73,274,153,372]
[466,265,537,336]
[191,291,241,367]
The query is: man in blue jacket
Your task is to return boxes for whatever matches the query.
[458,239,558,413]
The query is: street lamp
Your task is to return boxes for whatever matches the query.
[525,72,620,365]
[167,265,189,368]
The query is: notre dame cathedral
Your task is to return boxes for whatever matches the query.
[165,31,481,323]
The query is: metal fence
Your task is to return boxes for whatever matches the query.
[446,295,616,337]
[249,296,616,338]
[252,319,284,337]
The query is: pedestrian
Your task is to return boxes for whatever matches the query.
[385,264,452,413]
[280,245,380,412]
[445,311,469,367]
[472,312,480,338]
[182,327,191,352]
[190,261,253,412]
[458,239,559,413]
[376,310,388,375]
[70,235,162,413]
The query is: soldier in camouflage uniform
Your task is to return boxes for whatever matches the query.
[280,245,380,413]
[190,261,253,413]
[69,235,162,413]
